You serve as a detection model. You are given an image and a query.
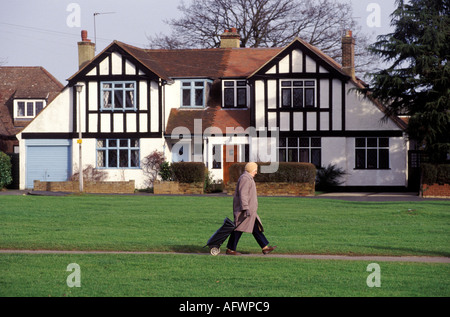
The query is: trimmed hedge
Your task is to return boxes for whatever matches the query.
[0,151,12,189]
[171,162,205,183]
[422,163,450,185]
[229,162,316,183]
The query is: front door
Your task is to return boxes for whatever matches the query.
[223,144,239,185]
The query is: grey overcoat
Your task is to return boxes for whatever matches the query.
[233,171,264,233]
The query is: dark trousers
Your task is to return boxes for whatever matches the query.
[227,220,269,251]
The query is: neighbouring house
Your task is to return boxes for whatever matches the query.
[17,29,412,191]
[0,66,64,188]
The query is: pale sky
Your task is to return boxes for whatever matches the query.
[0,0,397,84]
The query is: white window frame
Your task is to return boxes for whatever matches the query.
[180,79,211,108]
[14,99,46,119]
[222,80,248,108]
[100,81,137,111]
[280,79,317,108]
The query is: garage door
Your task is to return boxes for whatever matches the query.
[26,139,71,189]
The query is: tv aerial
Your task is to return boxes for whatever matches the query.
[93,11,116,51]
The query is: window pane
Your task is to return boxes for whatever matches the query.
[103,91,111,108]
[131,150,139,167]
[212,145,222,169]
[367,149,378,168]
[125,91,134,108]
[182,89,191,106]
[131,139,139,148]
[379,149,389,169]
[311,149,321,167]
[195,88,203,106]
[237,88,246,107]
[299,149,309,162]
[367,138,377,147]
[108,150,118,167]
[97,150,105,167]
[281,81,291,87]
[224,81,234,87]
[305,81,315,86]
[311,138,321,147]
[305,88,314,107]
[195,81,204,87]
[355,138,365,148]
[17,102,25,116]
[279,138,286,147]
[293,81,303,86]
[278,149,286,162]
[27,102,34,116]
[299,138,309,147]
[119,150,129,167]
[97,139,106,148]
[114,90,123,108]
[35,102,44,115]
[237,81,246,86]
[288,137,297,147]
[108,140,117,147]
[379,138,389,148]
[224,88,234,107]
[182,82,191,87]
[282,89,291,107]
[355,149,365,169]
[120,139,128,147]
[293,88,303,108]
[288,149,298,162]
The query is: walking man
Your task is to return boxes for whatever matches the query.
[226,162,277,255]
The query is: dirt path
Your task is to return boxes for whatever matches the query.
[1,249,449,263]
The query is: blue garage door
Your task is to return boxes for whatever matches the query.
[26,139,71,189]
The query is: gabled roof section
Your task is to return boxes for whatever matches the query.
[248,37,349,79]
[0,66,64,137]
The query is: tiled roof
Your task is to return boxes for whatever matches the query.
[165,106,250,136]
[0,67,64,137]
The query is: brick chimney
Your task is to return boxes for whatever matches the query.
[78,30,95,69]
[220,28,240,48]
[341,30,355,79]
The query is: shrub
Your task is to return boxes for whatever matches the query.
[70,164,108,182]
[159,161,173,181]
[142,150,165,187]
[171,162,205,183]
[229,162,316,184]
[0,151,13,189]
[315,164,347,191]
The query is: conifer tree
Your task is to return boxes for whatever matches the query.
[365,0,449,163]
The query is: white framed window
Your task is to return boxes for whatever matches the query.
[355,137,389,169]
[14,100,46,119]
[180,79,211,108]
[96,138,140,168]
[278,137,321,167]
[280,80,316,108]
[101,81,136,111]
[222,80,248,108]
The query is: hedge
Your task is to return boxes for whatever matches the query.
[171,162,205,183]
[422,163,450,185]
[229,162,316,183]
[0,151,13,189]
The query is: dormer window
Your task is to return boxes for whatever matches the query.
[14,100,46,119]
[222,80,247,108]
[180,79,211,108]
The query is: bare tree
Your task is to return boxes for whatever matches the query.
[147,0,376,78]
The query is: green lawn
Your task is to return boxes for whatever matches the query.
[0,194,449,297]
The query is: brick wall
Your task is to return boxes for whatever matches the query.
[226,182,315,196]
[33,180,135,194]
[421,183,450,198]
[153,181,204,195]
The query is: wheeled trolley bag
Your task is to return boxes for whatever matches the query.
[205,217,236,255]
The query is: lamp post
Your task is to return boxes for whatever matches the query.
[74,83,84,193]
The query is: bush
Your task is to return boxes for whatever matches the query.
[0,151,12,189]
[171,162,205,183]
[315,164,347,191]
[159,161,173,181]
[229,162,316,183]
[142,150,165,187]
[422,163,450,185]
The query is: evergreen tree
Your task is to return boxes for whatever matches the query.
[365,0,449,163]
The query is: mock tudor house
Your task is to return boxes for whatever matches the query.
[17,29,410,190]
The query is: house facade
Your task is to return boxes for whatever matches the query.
[17,29,409,190]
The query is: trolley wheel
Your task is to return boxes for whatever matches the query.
[210,247,220,256]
